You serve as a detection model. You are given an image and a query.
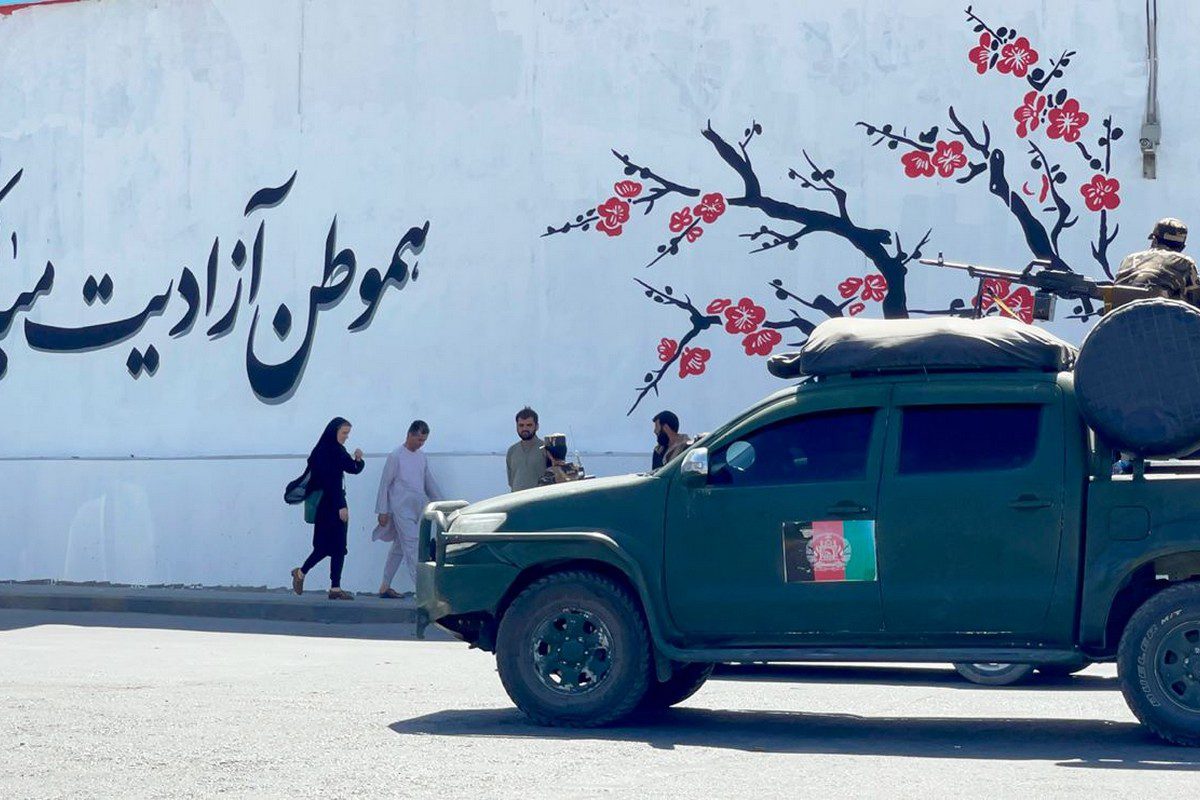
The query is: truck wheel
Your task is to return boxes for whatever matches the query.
[638,662,715,712]
[1118,582,1200,746]
[953,662,1036,686]
[496,570,650,727]
[1036,657,1092,678]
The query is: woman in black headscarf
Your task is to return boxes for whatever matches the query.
[291,417,365,599]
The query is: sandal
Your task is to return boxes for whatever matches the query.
[328,589,355,600]
[291,568,305,596]
[379,588,402,599]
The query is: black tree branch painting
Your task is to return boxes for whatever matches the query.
[543,5,1129,414]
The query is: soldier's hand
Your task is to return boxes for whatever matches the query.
[339,508,349,523]
[353,448,363,461]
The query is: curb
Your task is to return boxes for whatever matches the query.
[0,583,417,625]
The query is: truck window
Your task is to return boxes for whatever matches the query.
[898,404,1041,474]
[712,408,875,486]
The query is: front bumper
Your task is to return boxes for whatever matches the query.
[417,501,522,643]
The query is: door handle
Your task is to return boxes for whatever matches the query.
[1009,494,1052,510]
[825,501,869,518]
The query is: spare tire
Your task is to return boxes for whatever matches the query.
[1074,299,1200,457]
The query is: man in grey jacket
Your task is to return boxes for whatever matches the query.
[506,407,545,492]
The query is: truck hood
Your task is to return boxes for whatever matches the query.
[454,472,665,533]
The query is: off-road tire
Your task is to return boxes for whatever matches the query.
[1118,582,1200,746]
[496,570,650,727]
[638,662,715,712]
[1036,657,1092,678]
[953,662,1036,686]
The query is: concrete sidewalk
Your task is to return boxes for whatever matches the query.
[0,581,418,625]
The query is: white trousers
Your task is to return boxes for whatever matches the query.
[381,517,420,590]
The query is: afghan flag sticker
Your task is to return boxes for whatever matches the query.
[783,519,877,583]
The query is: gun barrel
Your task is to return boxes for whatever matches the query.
[920,258,1024,282]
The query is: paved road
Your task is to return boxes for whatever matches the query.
[2,610,1198,799]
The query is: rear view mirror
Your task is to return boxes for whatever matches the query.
[680,447,709,485]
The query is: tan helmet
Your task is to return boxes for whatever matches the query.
[1150,218,1188,250]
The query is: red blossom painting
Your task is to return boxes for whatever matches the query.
[723,298,767,335]
[596,197,630,237]
[997,36,1039,77]
[677,346,711,378]
[1013,91,1046,138]
[1047,98,1089,143]
[543,6,1128,414]
[614,180,643,199]
[1080,174,1120,212]
[742,329,782,356]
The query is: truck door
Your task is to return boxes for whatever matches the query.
[664,386,889,644]
[875,382,1066,639]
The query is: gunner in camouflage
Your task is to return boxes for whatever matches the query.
[537,433,583,486]
[1114,218,1199,302]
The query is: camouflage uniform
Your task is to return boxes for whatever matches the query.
[1114,218,1198,302]
[538,462,582,486]
[1114,248,1199,300]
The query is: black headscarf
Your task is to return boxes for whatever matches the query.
[309,417,350,468]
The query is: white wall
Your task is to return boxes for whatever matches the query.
[1,0,1195,586]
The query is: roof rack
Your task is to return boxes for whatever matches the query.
[769,316,1076,380]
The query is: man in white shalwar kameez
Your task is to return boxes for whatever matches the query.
[374,420,444,598]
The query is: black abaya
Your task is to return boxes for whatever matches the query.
[299,418,365,585]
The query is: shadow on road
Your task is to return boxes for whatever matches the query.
[390,706,1199,770]
[713,663,1119,691]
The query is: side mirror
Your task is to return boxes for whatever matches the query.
[680,447,709,486]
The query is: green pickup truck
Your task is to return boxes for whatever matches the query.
[417,317,1200,746]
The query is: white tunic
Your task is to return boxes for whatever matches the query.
[372,444,444,541]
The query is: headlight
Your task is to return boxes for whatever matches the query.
[449,512,507,534]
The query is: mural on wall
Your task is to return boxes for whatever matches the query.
[0,164,431,403]
[544,5,1127,414]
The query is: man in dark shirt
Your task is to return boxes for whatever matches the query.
[651,410,689,469]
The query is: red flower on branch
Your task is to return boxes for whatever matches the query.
[968,33,992,75]
[976,278,1034,323]
[997,36,1038,78]
[678,346,711,378]
[742,329,782,356]
[723,297,766,334]
[837,276,864,298]
[1002,287,1036,323]
[1080,174,1121,212]
[931,140,968,177]
[848,302,866,316]
[657,337,678,362]
[706,298,732,314]
[861,274,888,302]
[1013,91,1046,138]
[669,206,695,233]
[614,180,643,199]
[694,192,726,223]
[901,149,936,178]
[685,226,703,243]
[596,197,630,236]
[1047,98,1089,143]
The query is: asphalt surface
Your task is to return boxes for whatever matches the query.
[2,609,1198,799]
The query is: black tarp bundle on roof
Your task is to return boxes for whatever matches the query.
[767,316,1077,379]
